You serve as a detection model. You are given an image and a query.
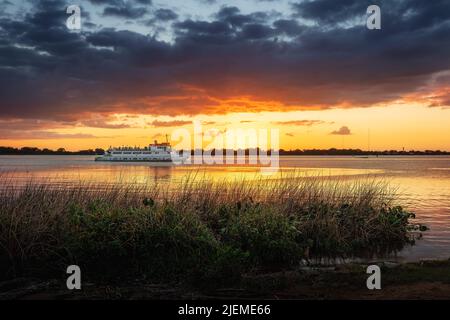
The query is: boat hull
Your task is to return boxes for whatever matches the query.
[95,157,172,162]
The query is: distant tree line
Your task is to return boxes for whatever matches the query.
[0,147,105,155]
[190,148,450,156]
[279,148,450,156]
[0,146,448,156]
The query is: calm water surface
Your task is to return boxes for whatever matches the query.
[1,155,449,262]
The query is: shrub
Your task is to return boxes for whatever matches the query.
[0,174,420,285]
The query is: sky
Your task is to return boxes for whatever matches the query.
[0,0,449,151]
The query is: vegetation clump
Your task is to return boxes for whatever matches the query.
[0,174,421,286]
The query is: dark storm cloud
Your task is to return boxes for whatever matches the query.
[292,0,372,25]
[293,0,450,30]
[88,0,121,4]
[0,0,450,125]
[241,23,274,39]
[0,119,100,139]
[142,8,178,26]
[174,20,232,35]
[87,0,151,18]
[273,19,304,36]
[103,5,148,19]
[215,6,277,27]
[153,9,178,21]
[88,0,151,5]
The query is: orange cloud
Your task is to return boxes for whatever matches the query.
[273,120,326,126]
[149,120,192,127]
[330,126,351,135]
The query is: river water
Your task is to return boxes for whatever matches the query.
[0,155,449,262]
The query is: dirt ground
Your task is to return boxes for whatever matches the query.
[1,260,449,300]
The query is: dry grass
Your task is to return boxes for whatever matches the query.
[0,173,417,285]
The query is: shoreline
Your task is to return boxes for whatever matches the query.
[2,154,450,157]
[1,259,449,300]
[1,174,446,300]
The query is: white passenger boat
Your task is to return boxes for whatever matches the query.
[95,138,174,162]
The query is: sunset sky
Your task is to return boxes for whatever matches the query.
[0,0,449,151]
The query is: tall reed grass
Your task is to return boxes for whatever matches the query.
[0,173,416,285]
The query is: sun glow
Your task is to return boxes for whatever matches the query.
[1,104,449,152]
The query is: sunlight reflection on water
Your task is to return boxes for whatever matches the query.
[0,155,449,262]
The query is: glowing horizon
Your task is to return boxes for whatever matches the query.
[1,104,449,152]
[0,1,449,152]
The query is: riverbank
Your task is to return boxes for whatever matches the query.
[2,146,449,156]
[1,259,449,300]
[0,175,428,298]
